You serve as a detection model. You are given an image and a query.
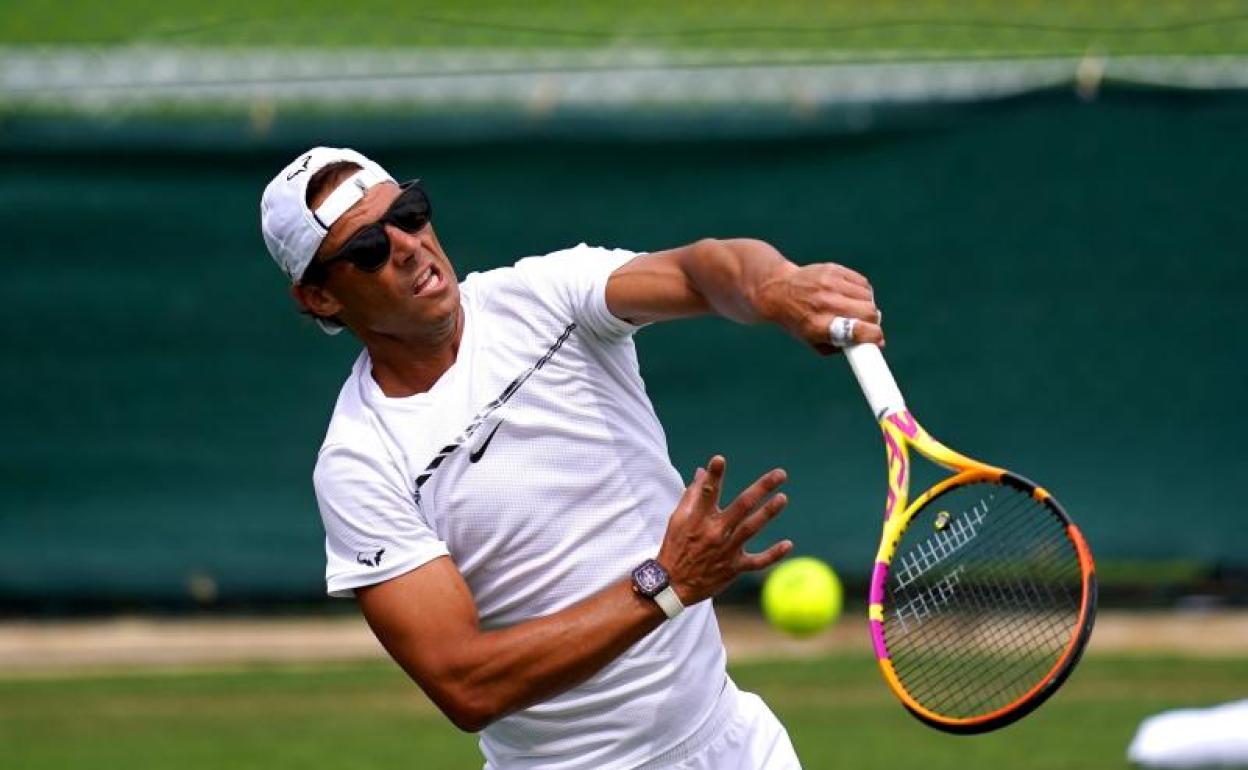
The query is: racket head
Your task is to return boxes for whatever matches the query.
[869,469,1096,734]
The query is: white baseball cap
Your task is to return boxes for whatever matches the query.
[260,146,395,282]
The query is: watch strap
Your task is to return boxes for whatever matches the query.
[653,585,684,619]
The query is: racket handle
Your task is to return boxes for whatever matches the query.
[844,343,907,420]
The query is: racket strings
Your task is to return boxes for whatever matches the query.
[889,539,1077,714]
[889,516,1078,714]
[895,571,1074,712]
[887,498,1074,706]
[883,482,1083,720]
[887,508,1079,715]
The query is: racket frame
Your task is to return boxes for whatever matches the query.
[845,344,1097,734]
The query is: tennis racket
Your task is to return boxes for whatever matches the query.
[844,343,1096,734]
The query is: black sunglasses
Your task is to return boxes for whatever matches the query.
[304,181,432,281]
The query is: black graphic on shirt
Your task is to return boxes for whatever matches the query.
[412,323,575,499]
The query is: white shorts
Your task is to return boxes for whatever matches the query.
[483,679,801,770]
[637,679,802,770]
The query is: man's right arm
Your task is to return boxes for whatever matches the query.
[356,456,790,732]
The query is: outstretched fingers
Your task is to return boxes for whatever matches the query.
[661,455,796,602]
[696,455,727,513]
[730,491,789,549]
[676,466,706,508]
[722,468,787,526]
[737,539,794,572]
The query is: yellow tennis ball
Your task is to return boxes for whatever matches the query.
[761,557,843,637]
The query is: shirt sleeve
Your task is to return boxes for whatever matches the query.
[314,442,450,598]
[512,243,645,342]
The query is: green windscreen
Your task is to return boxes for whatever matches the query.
[1,87,1243,607]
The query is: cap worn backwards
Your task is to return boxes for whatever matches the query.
[259,146,395,283]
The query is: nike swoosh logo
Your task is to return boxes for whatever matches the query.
[469,421,504,463]
[285,154,311,180]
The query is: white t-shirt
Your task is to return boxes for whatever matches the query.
[313,244,727,770]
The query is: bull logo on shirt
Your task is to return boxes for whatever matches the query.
[356,548,386,567]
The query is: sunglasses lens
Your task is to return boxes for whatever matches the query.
[339,226,390,272]
[388,186,432,233]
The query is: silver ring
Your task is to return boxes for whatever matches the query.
[828,316,857,347]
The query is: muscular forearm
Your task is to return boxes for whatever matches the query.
[608,235,880,348]
[390,576,665,732]
[676,237,882,353]
[463,579,666,727]
[679,238,797,325]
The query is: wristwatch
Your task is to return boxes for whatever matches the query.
[631,558,685,620]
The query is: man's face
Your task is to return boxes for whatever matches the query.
[302,180,460,339]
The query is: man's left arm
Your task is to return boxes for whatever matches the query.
[605,238,883,353]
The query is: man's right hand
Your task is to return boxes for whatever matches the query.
[657,455,793,605]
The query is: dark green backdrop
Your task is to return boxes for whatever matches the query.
[2,87,1243,607]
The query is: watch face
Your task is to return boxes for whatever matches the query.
[633,559,668,597]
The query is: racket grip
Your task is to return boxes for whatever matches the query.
[844,344,907,420]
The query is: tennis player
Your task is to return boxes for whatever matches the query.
[260,147,883,770]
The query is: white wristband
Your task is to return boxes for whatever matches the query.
[828,316,858,347]
[653,586,685,619]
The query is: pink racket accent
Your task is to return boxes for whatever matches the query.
[883,489,896,521]
[870,620,889,659]
[882,426,907,521]
[884,430,906,479]
[886,411,919,437]
[869,561,889,605]
[883,424,904,459]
